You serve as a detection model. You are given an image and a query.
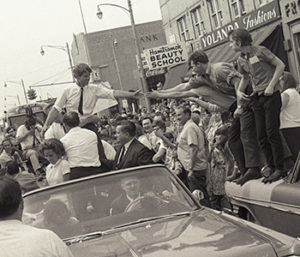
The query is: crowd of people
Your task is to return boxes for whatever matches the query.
[0,28,299,211]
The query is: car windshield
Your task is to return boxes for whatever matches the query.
[23,166,198,239]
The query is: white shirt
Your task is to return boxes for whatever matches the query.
[16,124,43,150]
[44,122,66,140]
[0,219,74,257]
[54,83,115,120]
[46,158,70,186]
[177,119,208,171]
[280,88,300,129]
[60,127,100,168]
[101,140,116,161]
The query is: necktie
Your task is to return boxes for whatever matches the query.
[78,87,84,115]
[117,146,125,165]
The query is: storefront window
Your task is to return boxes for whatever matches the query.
[191,6,206,38]
[230,0,246,18]
[177,16,190,42]
[208,0,223,29]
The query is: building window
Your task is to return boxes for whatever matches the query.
[230,0,246,18]
[257,0,271,7]
[191,6,206,38]
[177,16,190,42]
[208,0,223,29]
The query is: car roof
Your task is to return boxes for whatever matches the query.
[23,164,168,197]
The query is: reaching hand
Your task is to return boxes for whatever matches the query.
[233,107,243,119]
[264,86,274,96]
[236,90,250,101]
[145,91,159,98]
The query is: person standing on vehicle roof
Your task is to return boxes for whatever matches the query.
[228,29,286,183]
[42,63,141,170]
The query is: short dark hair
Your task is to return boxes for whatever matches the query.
[229,29,252,46]
[0,176,22,219]
[62,112,80,128]
[5,161,20,176]
[118,120,136,137]
[141,116,153,124]
[176,106,191,117]
[153,120,166,131]
[72,63,92,78]
[40,138,66,157]
[188,50,209,66]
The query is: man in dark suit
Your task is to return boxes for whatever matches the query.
[113,120,154,170]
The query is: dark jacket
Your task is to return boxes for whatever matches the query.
[113,138,155,170]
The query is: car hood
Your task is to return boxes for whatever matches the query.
[68,209,291,257]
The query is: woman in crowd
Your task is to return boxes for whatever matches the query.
[40,138,70,185]
[279,72,300,162]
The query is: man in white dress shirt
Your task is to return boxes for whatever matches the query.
[60,112,101,180]
[0,176,73,257]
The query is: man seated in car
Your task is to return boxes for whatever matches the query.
[110,176,142,215]
[110,176,175,215]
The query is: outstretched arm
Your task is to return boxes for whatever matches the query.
[159,82,191,93]
[42,107,59,133]
[148,90,197,99]
[113,89,140,98]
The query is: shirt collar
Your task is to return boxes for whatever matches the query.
[68,126,81,133]
[124,137,135,151]
[126,192,141,202]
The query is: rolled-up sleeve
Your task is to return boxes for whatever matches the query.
[54,89,68,112]
[95,84,116,100]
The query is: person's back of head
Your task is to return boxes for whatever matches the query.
[5,161,20,176]
[280,71,298,92]
[0,176,22,220]
[118,120,136,139]
[62,112,80,129]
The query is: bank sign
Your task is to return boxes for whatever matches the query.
[199,1,281,50]
[143,43,188,70]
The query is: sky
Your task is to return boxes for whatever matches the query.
[0,0,162,114]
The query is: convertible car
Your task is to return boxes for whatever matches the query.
[23,164,300,257]
[226,155,300,238]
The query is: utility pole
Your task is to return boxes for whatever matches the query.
[21,79,29,104]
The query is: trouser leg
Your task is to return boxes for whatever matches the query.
[240,107,262,168]
[187,170,210,207]
[228,118,246,174]
[281,127,300,162]
[263,92,284,170]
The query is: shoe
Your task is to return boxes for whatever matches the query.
[236,168,262,186]
[261,166,273,178]
[263,169,286,183]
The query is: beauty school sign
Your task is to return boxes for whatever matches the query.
[143,43,188,70]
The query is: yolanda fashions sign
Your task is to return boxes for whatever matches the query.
[143,43,188,70]
[199,1,281,50]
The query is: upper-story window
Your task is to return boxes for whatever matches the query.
[230,0,246,19]
[191,6,206,38]
[177,16,190,42]
[208,0,223,29]
[257,0,272,7]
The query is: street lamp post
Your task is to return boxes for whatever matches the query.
[111,38,123,91]
[40,42,74,82]
[96,1,151,111]
[4,80,28,104]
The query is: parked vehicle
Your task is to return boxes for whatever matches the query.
[23,164,300,257]
[226,154,300,238]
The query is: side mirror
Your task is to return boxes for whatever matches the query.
[192,189,204,202]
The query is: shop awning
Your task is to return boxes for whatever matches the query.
[163,22,281,90]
